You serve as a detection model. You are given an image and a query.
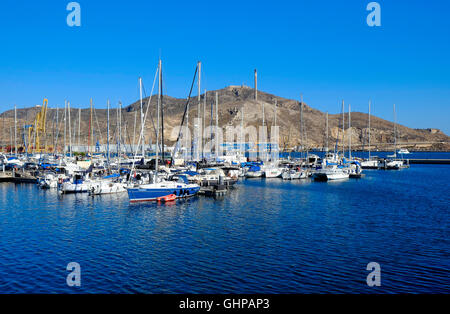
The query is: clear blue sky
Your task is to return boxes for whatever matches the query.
[0,0,449,134]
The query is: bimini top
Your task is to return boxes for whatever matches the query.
[103,173,120,179]
[248,165,261,172]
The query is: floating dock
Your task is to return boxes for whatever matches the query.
[0,171,13,182]
[408,159,450,165]
[0,171,38,183]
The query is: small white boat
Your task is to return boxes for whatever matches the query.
[245,165,263,178]
[38,173,59,189]
[89,178,127,195]
[264,166,283,178]
[313,165,349,181]
[385,159,406,170]
[360,159,379,169]
[59,174,92,194]
[282,169,307,180]
[246,170,263,178]
[398,149,410,155]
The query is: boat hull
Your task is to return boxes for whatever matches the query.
[59,182,91,194]
[90,182,127,195]
[264,169,282,178]
[314,172,349,181]
[245,171,263,178]
[127,185,200,203]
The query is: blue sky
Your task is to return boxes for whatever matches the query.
[0,0,449,133]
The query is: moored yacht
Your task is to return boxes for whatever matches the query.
[360,159,379,169]
[89,173,128,195]
[313,165,349,181]
[398,148,410,155]
[127,176,200,203]
[58,173,92,194]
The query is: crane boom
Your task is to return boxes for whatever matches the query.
[28,98,48,153]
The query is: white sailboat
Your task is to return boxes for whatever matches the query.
[127,60,200,202]
[281,168,307,180]
[385,104,408,170]
[89,175,127,195]
[313,165,349,181]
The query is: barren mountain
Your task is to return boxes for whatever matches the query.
[1,85,449,152]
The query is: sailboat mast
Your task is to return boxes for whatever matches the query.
[77,108,81,150]
[197,61,201,162]
[240,104,244,157]
[14,105,17,156]
[156,59,162,173]
[107,100,110,163]
[270,99,279,161]
[68,102,72,157]
[64,100,67,156]
[10,126,12,155]
[215,91,219,159]
[368,101,371,160]
[119,101,122,165]
[139,77,145,158]
[132,110,137,156]
[393,103,397,156]
[326,111,329,152]
[88,98,93,156]
[186,89,189,160]
[160,60,165,166]
[348,103,351,159]
[210,96,213,157]
[300,95,303,158]
[55,105,59,153]
[202,89,206,160]
[262,97,265,161]
[342,100,345,157]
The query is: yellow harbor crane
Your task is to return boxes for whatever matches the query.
[27,98,48,153]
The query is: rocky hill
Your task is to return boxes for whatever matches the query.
[1,85,449,152]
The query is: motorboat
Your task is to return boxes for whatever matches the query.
[313,165,349,181]
[282,168,307,180]
[360,159,379,169]
[398,149,410,155]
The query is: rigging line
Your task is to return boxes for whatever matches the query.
[172,64,198,160]
[335,108,343,155]
[93,106,105,146]
[124,120,134,154]
[128,66,159,180]
[54,106,64,153]
[141,79,158,139]
[140,67,159,152]
[160,65,165,162]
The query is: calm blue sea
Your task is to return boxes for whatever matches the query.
[0,164,449,293]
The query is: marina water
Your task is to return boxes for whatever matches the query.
[0,163,449,293]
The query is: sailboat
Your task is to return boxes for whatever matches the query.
[281,167,307,180]
[385,104,409,170]
[344,104,363,178]
[127,60,201,202]
[313,100,349,181]
[263,100,283,178]
[360,101,380,169]
[89,173,127,195]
